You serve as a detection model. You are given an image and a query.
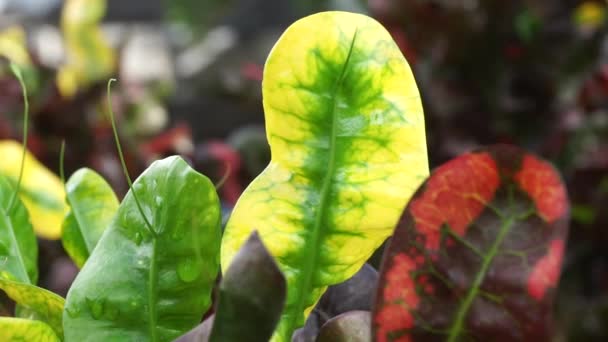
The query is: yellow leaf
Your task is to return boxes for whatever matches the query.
[0,26,32,67]
[0,278,65,337]
[574,2,606,29]
[0,317,60,341]
[221,11,428,341]
[0,141,68,239]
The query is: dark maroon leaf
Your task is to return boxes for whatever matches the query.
[317,311,371,342]
[173,231,286,342]
[294,263,377,341]
[208,231,286,342]
[291,311,321,342]
[173,315,214,342]
[373,145,570,342]
[317,264,378,324]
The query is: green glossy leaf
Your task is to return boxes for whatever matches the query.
[0,317,60,341]
[373,145,570,341]
[62,168,119,268]
[0,175,37,284]
[209,232,286,342]
[221,11,428,341]
[64,156,222,342]
[0,278,65,337]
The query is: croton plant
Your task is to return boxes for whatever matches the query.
[0,11,569,342]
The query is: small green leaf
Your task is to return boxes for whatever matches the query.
[221,11,428,340]
[64,156,222,342]
[0,278,65,337]
[0,175,37,284]
[61,168,119,268]
[0,317,60,341]
[209,232,286,342]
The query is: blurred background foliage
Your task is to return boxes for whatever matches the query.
[0,0,607,340]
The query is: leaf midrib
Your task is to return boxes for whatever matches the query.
[148,238,159,342]
[284,28,359,338]
[446,217,516,341]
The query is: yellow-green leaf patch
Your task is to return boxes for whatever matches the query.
[0,317,60,342]
[62,168,119,268]
[0,141,68,240]
[0,278,65,337]
[221,11,428,341]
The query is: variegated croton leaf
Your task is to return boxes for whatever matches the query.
[373,145,569,342]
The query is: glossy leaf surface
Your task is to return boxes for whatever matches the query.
[0,278,65,337]
[0,317,60,341]
[0,175,37,284]
[373,145,570,342]
[222,11,428,340]
[210,232,286,342]
[63,156,222,342]
[62,168,119,268]
[0,141,68,240]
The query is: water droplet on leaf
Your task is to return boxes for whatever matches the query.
[177,259,200,283]
[65,306,80,318]
[155,196,163,206]
[134,232,143,246]
[87,297,104,320]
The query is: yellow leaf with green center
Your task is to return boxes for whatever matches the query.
[0,278,65,337]
[58,0,115,97]
[0,141,68,240]
[0,317,60,341]
[221,11,428,341]
[0,26,31,67]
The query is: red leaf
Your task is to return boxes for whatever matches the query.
[515,155,568,223]
[409,153,499,251]
[373,145,570,342]
[527,240,565,301]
